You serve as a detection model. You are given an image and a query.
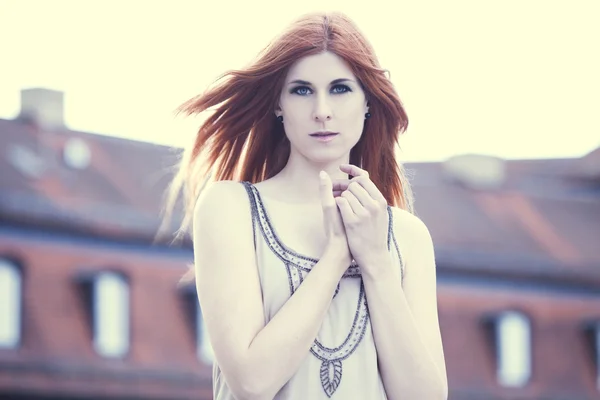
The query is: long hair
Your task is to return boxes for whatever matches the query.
[161,11,413,248]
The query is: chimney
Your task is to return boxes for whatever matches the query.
[18,88,65,129]
[572,146,600,181]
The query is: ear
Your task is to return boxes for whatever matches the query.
[274,106,283,118]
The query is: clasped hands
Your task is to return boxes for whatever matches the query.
[321,164,390,273]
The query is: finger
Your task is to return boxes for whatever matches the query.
[320,171,343,234]
[319,171,335,208]
[346,181,377,208]
[331,178,351,192]
[349,175,388,205]
[339,164,384,202]
[335,197,358,225]
[341,190,368,217]
[339,163,368,178]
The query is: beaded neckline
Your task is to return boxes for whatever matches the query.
[242,182,403,268]
[241,180,403,397]
[244,181,359,270]
[241,181,404,281]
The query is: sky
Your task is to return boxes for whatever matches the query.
[0,0,598,162]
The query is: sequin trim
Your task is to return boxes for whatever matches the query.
[241,181,403,397]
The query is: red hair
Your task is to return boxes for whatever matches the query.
[162,11,413,243]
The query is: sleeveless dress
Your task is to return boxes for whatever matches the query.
[212,181,405,400]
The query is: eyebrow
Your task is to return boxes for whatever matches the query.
[288,78,355,86]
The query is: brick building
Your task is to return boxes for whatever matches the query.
[1,88,599,399]
[413,151,600,399]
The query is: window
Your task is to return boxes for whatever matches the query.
[180,284,214,365]
[196,300,214,364]
[0,259,21,349]
[92,272,129,358]
[495,311,531,387]
[596,321,600,391]
[586,320,600,392]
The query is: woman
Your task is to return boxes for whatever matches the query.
[167,11,447,400]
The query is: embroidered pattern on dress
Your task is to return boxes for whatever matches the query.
[242,182,403,397]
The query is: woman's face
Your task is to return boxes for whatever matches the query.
[277,51,369,164]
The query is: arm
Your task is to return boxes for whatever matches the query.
[193,181,348,400]
[362,210,448,400]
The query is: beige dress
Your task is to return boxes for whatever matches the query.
[212,181,405,400]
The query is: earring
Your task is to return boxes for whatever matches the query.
[277,116,283,123]
[365,112,371,119]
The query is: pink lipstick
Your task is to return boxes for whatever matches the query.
[309,131,339,142]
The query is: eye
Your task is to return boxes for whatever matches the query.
[331,84,351,94]
[291,86,312,96]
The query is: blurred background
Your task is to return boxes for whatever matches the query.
[0,0,599,399]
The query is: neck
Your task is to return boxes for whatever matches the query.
[273,151,351,204]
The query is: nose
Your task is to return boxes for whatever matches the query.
[312,95,332,122]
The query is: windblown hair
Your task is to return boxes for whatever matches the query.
[161,11,413,244]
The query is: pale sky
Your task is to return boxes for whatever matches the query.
[1,0,598,162]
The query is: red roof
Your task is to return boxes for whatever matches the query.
[410,160,600,283]
[0,118,182,242]
[1,117,599,280]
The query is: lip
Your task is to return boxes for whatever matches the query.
[309,131,339,136]
[309,131,339,143]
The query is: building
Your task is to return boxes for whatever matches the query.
[1,88,599,399]
[0,88,210,400]
[413,151,600,399]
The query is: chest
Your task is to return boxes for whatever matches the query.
[259,199,328,260]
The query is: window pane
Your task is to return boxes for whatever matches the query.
[596,322,600,391]
[93,273,129,357]
[496,311,531,387]
[0,261,21,348]
[196,301,214,364]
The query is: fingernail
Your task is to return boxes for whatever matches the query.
[319,170,326,179]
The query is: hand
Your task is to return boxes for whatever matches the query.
[319,170,352,268]
[333,164,389,274]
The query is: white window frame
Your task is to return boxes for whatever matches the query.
[196,300,214,364]
[92,272,129,358]
[495,310,531,387]
[0,259,21,349]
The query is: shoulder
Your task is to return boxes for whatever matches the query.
[193,180,253,233]
[389,206,432,243]
[388,206,435,264]
[194,180,249,213]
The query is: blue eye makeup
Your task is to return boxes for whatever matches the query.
[289,84,353,96]
[331,84,351,94]
[291,86,311,95]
